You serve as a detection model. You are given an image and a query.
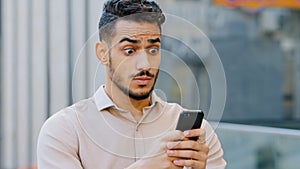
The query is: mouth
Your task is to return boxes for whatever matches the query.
[133,76,152,85]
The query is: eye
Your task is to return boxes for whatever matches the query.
[148,48,159,55]
[124,48,135,55]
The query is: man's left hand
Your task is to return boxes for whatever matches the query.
[166,128,209,169]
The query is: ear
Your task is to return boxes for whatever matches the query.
[96,41,109,65]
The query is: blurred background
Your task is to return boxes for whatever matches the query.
[1,0,300,168]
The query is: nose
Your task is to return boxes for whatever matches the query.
[136,50,151,71]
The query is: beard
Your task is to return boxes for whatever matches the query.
[114,73,158,100]
[108,56,159,100]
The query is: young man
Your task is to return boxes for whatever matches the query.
[37,0,226,168]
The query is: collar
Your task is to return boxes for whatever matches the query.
[93,85,115,111]
[92,85,165,112]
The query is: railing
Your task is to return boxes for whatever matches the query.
[216,122,300,169]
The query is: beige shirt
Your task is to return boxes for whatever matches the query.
[37,86,226,169]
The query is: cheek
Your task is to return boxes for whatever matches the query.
[111,57,135,76]
[109,50,125,68]
[150,56,161,69]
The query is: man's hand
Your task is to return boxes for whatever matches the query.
[126,130,185,169]
[166,129,209,169]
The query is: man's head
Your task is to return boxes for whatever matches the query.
[98,0,165,43]
[96,0,165,101]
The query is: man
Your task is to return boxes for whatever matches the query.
[37,0,226,168]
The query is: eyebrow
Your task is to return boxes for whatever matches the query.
[119,38,140,44]
[119,37,161,44]
[148,38,161,44]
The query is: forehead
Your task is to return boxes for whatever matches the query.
[112,20,161,42]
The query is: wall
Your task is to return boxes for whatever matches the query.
[1,0,104,168]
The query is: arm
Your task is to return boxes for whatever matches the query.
[204,121,227,169]
[37,109,83,169]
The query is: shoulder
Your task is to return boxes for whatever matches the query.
[37,99,96,168]
[39,98,95,138]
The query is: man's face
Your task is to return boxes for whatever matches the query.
[107,20,161,100]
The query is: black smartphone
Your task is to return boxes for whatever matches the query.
[176,110,204,141]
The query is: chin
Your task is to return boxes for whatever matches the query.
[129,88,153,100]
[129,93,150,100]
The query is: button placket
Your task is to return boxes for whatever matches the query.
[134,122,145,160]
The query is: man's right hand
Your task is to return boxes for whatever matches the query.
[127,130,185,169]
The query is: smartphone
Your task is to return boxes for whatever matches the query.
[176,110,204,141]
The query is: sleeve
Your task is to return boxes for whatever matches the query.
[37,109,83,169]
[202,120,227,169]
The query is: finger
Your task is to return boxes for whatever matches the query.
[167,149,206,161]
[183,129,206,142]
[167,140,210,155]
[173,159,206,169]
[167,140,200,151]
[167,156,185,169]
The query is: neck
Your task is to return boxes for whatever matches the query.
[105,81,151,121]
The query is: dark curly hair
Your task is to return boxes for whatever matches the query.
[98,0,165,42]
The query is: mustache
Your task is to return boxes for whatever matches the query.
[131,71,155,78]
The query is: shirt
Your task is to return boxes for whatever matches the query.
[37,85,227,169]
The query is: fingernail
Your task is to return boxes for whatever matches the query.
[174,160,181,165]
[167,150,174,155]
[183,130,189,136]
[167,142,177,149]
